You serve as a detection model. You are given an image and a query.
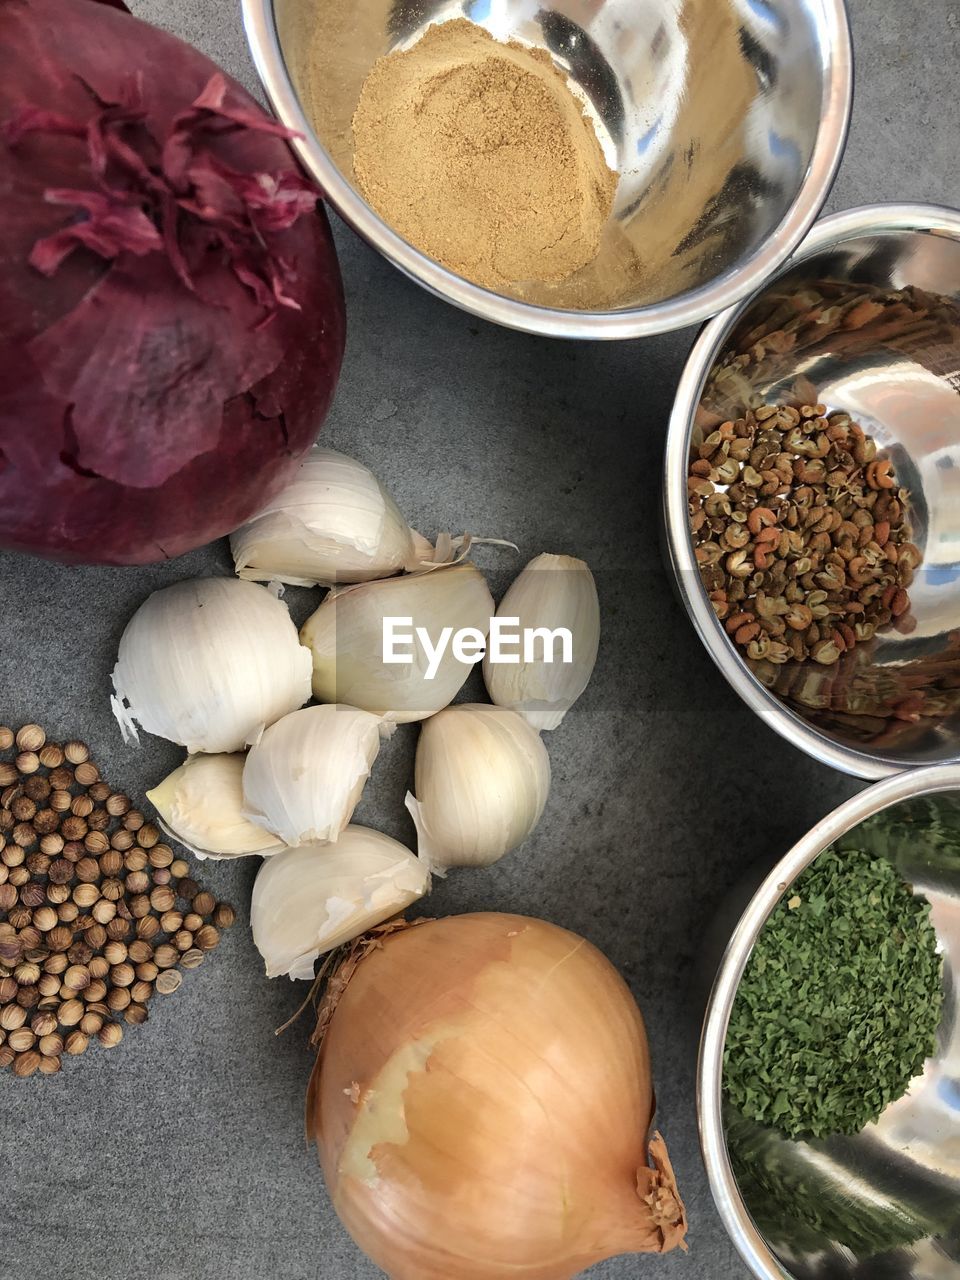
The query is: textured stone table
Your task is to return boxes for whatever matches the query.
[1,2,958,1278]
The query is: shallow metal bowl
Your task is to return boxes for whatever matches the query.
[699,765,960,1280]
[242,0,852,338]
[664,205,960,778]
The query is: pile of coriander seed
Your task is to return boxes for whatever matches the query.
[0,724,234,1078]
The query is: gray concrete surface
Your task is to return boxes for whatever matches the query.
[1,2,958,1278]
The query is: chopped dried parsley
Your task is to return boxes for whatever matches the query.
[724,848,944,1140]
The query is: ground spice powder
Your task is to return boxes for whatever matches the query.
[350,19,617,291]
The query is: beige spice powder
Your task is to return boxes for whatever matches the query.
[350,19,618,291]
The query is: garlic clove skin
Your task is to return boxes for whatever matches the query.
[230,447,421,587]
[146,754,285,861]
[250,825,430,979]
[300,562,495,724]
[406,703,550,870]
[242,704,383,847]
[111,577,313,754]
[483,553,599,731]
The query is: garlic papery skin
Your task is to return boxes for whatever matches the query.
[242,705,382,847]
[111,578,313,754]
[230,447,420,588]
[146,754,285,861]
[300,562,495,723]
[251,825,430,979]
[483,553,600,731]
[405,704,550,869]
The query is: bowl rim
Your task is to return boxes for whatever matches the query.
[697,762,960,1280]
[663,201,960,780]
[241,0,854,340]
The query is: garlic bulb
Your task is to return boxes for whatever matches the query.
[242,704,382,847]
[111,578,312,754]
[231,447,422,587]
[251,825,430,979]
[483,553,600,731]
[405,704,550,869]
[146,754,284,860]
[300,562,495,723]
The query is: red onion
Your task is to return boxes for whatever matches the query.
[0,0,345,565]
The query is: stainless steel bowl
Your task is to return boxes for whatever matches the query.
[242,0,852,338]
[664,205,960,778]
[699,765,960,1280]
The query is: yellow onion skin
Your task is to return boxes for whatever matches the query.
[308,913,687,1280]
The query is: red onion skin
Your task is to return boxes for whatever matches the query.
[0,0,345,565]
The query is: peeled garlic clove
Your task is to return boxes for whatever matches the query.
[483,553,600,731]
[111,578,313,754]
[405,703,550,869]
[251,825,430,979]
[230,447,421,587]
[146,754,285,861]
[300,562,495,723]
[242,704,382,847]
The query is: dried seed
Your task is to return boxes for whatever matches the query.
[156,970,182,996]
[194,925,220,952]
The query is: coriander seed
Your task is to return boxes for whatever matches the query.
[195,925,220,951]
[110,963,135,988]
[38,745,64,769]
[39,1032,63,1057]
[70,795,94,819]
[88,782,111,803]
[123,810,144,832]
[91,900,116,925]
[127,941,152,964]
[106,988,130,1012]
[16,725,45,752]
[136,916,160,941]
[105,918,130,941]
[63,741,89,765]
[38,1054,61,1075]
[154,944,178,969]
[138,825,161,851]
[134,962,158,983]
[84,980,108,1004]
[16,751,40,775]
[160,911,183,934]
[156,970,182,996]
[124,1005,148,1026]
[79,1012,103,1036]
[34,906,57,932]
[98,1022,123,1048]
[180,950,204,970]
[0,1046,13,1069]
[0,728,13,750]
[57,998,84,1027]
[8,1028,36,1052]
[73,762,99,787]
[84,925,108,951]
[130,980,153,1004]
[64,1031,88,1055]
[105,794,130,817]
[13,1049,41,1077]
[170,859,189,879]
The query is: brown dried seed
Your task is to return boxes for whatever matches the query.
[180,949,204,970]
[13,1049,41,1077]
[130,980,154,1004]
[73,763,99,788]
[84,830,110,855]
[110,829,134,852]
[84,980,108,1005]
[105,793,131,817]
[16,725,45,753]
[91,900,117,925]
[63,741,89,765]
[0,727,13,750]
[170,860,190,879]
[57,998,84,1027]
[65,1031,88,1056]
[156,970,182,996]
[0,1046,13,1069]
[154,944,179,969]
[105,918,130,941]
[85,925,108,952]
[38,1032,63,1057]
[80,1012,103,1036]
[194,925,220,951]
[134,962,158,984]
[150,886,175,914]
[123,810,145,832]
[99,1022,123,1049]
[38,1053,62,1075]
[136,916,160,941]
[192,891,216,917]
[124,1004,149,1026]
[107,987,131,1012]
[183,913,203,933]
[70,794,94,818]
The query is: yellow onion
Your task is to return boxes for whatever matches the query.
[307,913,687,1280]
